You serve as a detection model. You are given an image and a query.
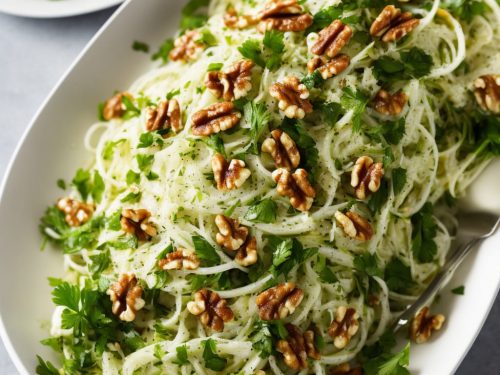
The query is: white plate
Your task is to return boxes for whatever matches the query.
[0,0,122,18]
[0,0,499,374]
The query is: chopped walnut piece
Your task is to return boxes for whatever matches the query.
[311,20,353,58]
[370,5,420,43]
[307,54,350,80]
[330,363,363,375]
[205,59,255,101]
[256,282,304,320]
[270,76,313,119]
[146,99,183,133]
[120,208,157,241]
[103,92,132,121]
[235,236,258,266]
[187,289,234,332]
[106,273,145,322]
[258,0,313,32]
[276,324,320,370]
[169,30,204,62]
[191,102,242,136]
[410,306,445,344]
[474,74,500,113]
[335,211,373,241]
[372,89,408,116]
[224,6,259,29]
[328,306,360,349]
[215,214,249,251]
[351,156,384,200]
[212,153,251,191]
[272,168,316,212]
[158,248,200,270]
[56,197,94,227]
[261,129,300,170]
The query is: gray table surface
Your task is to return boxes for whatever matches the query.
[0,6,498,375]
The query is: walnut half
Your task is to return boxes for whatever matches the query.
[328,306,360,349]
[310,20,353,58]
[146,99,183,133]
[276,324,321,370]
[269,76,313,119]
[103,92,132,121]
[273,168,316,212]
[307,54,350,80]
[258,0,313,32]
[205,60,255,101]
[215,215,249,251]
[351,156,384,200]
[187,289,234,332]
[191,102,242,136]
[261,129,301,170]
[212,154,251,191]
[158,248,200,270]
[370,5,420,43]
[120,208,157,241]
[410,306,445,344]
[169,30,205,62]
[372,89,408,116]
[56,197,94,227]
[335,211,373,241]
[256,282,304,320]
[106,273,145,322]
[474,74,500,113]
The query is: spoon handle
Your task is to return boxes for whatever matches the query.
[391,237,481,333]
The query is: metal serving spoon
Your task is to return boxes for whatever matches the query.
[392,211,500,333]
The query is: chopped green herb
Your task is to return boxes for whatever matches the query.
[173,344,190,365]
[354,253,383,278]
[268,236,318,277]
[373,48,433,83]
[392,168,407,195]
[451,285,465,295]
[341,87,369,132]
[56,179,66,190]
[238,39,265,67]
[368,179,388,213]
[202,339,227,371]
[132,41,149,53]
[120,191,142,203]
[36,355,59,375]
[411,203,438,263]
[152,38,174,64]
[263,30,285,70]
[244,198,277,223]
[364,342,411,375]
[192,235,220,266]
[301,70,324,90]
[244,101,271,154]
[180,0,210,31]
[166,88,181,100]
[385,258,413,293]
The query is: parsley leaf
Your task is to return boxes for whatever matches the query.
[192,235,220,266]
[201,133,226,157]
[202,339,227,371]
[136,154,155,174]
[126,170,141,185]
[238,39,265,67]
[89,250,111,278]
[238,32,285,70]
[354,253,383,278]
[411,203,438,263]
[180,0,209,31]
[207,62,223,72]
[121,95,141,119]
[301,70,325,89]
[314,254,338,283]
[137,132,155,148]
[341,87,369,132]
[120,191,142,203]
[244,101,271,154]
[310,5,343,30]
[102,139,126,161]
[263,30,285,70]
[132,41,149,53]
[251,320,288,358]
[451,285,465,295]
[385,258,413,293]
[173,344,190,365]
[317,101,343,127]
[152,38,174,64]
[36,355,59,375]
[373,48,433,83]
[72,169,91,200]
[443,0,489,23]
[368,178,389,213]
[392,168,407,195]
[364,342,411,375]
[268,236,318,277]
[244,198,277,223]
